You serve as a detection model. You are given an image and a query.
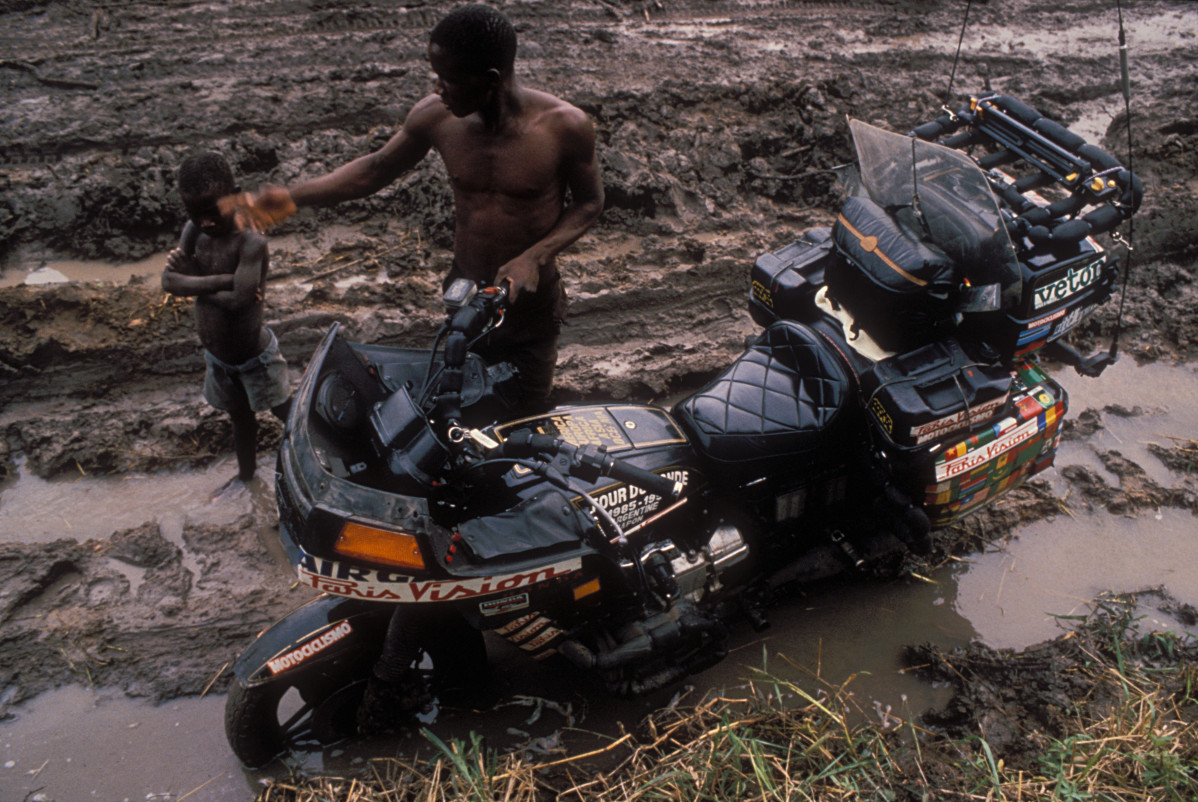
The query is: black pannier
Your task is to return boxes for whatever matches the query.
[826,195,960,353]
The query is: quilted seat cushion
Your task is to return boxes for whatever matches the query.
[672,320,851,477]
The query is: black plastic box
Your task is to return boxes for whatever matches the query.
[861,337,1013,450]
[749,227,835,327]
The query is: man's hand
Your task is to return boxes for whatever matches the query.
[219,187,298,233]
[494,252,541,303]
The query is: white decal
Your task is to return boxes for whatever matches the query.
[1032,257,1104,310]
[296,554,582,603]
[910,395,1009,444]
[521,626,563,651]
[1026,307,1068,330]
[267,620,353,675]
[479,593,530,617]
[591,469,689,531]
[1050,305,1092,340]
[935,417,1042,482]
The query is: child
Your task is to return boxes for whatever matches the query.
[163,151,291,495]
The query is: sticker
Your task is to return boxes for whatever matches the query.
[910,395,1008,444]
[506,616,551,643]
[267,620,353,675]
[751,279,775,310]
[1032,257,1104,310]
[1050,304,1092,340]
[520,626,563,652]
[1026,307,1068,330]
[935,416,1043,482]
[496,613,538,636]
[869,397,894,434]
[297,554,581,602]
[496,408,628,449]
[586,468,689,531]
[479,593,530,617]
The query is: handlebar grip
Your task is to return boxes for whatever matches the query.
[603,458,682,500]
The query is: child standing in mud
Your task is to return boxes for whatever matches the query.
[163,151,292,497]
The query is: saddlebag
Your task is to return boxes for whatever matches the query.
[888,360,1067,526]
[827,195,960,353]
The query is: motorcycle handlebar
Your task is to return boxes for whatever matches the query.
[602,457,682,500]
[500,431,682,500]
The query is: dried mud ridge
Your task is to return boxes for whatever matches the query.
[1,0,1196,742]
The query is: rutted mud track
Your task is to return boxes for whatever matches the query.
[1,0,1196,748]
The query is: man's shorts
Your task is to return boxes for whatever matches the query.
[203,328,291,413]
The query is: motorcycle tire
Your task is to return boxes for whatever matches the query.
[224,666,373,769]
[224,608,489,768]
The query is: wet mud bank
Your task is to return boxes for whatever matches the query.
[1,0,1197,798]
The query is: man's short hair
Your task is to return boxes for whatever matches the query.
[430,4,517,76]
[178,151,234,196]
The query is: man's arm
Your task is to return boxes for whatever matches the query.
[225,98,439,231]
[496,107,604,299]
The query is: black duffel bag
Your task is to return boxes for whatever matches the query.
[827,195,960,353]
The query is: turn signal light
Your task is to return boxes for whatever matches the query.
[573,577,601,601]
[334,521,426,571]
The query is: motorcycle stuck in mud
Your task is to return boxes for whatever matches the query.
[224,95,1141,768]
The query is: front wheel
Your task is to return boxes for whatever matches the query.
[224,665,375,769]
[224,605,488,768]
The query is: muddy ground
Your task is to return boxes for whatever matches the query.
[0,0,1196,776]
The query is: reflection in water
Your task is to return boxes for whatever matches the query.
[0,687,257,801]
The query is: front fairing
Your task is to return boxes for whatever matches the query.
[275,328,703,608]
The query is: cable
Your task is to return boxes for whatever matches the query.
[944,0,974,107]
[1106,0,1136,362]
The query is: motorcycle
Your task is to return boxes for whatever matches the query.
[224,95,1141,767]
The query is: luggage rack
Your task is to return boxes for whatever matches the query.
[910,94,1142,251]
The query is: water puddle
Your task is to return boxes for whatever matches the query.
[0,688,249,802]
[0,253,169,288]
[955,507,1198,649]
[0,454,274,546]
[0,358,1195,800]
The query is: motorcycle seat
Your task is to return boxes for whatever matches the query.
[672,320,851,479]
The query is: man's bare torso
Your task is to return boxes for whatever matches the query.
[413,88,578,287]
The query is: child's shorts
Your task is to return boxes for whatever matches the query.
[203,328,291,413]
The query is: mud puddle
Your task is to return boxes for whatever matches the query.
[0,253,168,289]
[0,454,279,549]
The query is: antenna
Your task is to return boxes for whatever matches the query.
[910,136,927,235]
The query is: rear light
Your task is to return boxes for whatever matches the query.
[333,521,426,571]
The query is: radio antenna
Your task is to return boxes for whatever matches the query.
[1104,0,1136,365]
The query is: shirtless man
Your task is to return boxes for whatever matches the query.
[228,4,604,409]
[163,151,291,494]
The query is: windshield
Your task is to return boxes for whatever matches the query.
[849,119,1022,311]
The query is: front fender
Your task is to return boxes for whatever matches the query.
[232,594,393,687]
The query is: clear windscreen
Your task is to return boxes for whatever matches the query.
[849,119,1022,311]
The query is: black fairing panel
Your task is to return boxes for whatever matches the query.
[456,489,590,560]
[672,320,852,478]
